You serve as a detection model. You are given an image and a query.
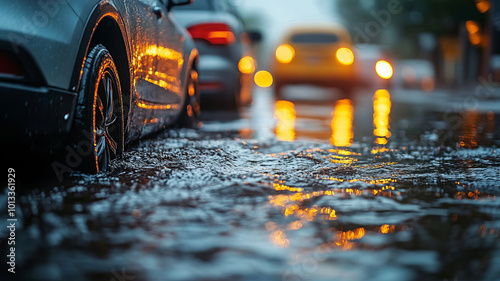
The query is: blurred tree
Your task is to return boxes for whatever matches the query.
[335,0,486,57]
[336,0,494,86]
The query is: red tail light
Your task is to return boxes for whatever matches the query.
[187,23,236,45]
[0,52,24,77]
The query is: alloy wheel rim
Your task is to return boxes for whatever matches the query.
[95,70,118,171]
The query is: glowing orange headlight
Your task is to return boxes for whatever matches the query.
[276,44,295,64]
[336,47,354,66]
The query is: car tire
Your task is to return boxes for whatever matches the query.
[178,68,200,128]
[70,44,124,173]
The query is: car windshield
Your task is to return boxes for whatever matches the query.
[290,33,339,44]
[173,0,212,10]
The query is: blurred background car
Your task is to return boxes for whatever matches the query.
[172,0,260,111]
[272,25,359,96]
[354,44,394,89]
[0,0,199,173]
[392,59,436,92]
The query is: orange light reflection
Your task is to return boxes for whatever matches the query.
[331,99,353,147]
[145,45,184,67]
[266,175,397,249]
[459,111,479,148]
[137,100,180,110]
[373,90,392,146]
[275,100,296,141]
[270,229,290,248]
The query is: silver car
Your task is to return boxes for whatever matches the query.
[172,0,258,111]
[0,0,199,175]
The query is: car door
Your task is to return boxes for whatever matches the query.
[125,0,160,103]
[151,0,187,107]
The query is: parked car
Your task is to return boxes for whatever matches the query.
[0,0,199,174]
[172,0,258,110]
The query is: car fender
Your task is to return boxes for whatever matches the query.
[68,0,132,106]
[176,20,199,103]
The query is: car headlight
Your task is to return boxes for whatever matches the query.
[336,47,354,66]
[276,44,295,64]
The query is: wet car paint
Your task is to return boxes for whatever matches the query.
[1,0,198,163]
[172,0,255,109]
[2,86,500,281]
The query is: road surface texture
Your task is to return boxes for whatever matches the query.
[2,86,500,281]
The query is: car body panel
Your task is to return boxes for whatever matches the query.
[0,0,82,90]
[156,6,186,105]
[1,0,198,155]
[0,82,77,155]
[172,1,254,107]
[67,0,197,141]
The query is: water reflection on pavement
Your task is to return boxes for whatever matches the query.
[2,86,500,281]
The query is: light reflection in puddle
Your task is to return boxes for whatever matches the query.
[373,89,392,146]
[275,100,296,141]
[218,87,498,277]
[459,111,479,148]
[330,99,354,147]
[266,148,399,251]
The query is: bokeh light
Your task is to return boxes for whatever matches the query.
[375,60,393,79]
[275,100,296,141]
[275,44,295,63]
[331,99,353,147]
[254,70,274,87]
[373,89,392,145]
[238,56,256,74]
[336,47,354,66]
[476,0,491,13]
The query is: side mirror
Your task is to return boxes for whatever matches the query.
[247,30,263,43]
[168,0,193,11]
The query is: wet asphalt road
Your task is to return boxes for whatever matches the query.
[2,85,500,281]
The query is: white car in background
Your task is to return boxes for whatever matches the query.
[392,59,436,92]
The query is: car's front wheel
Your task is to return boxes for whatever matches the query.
[71,44,124,173]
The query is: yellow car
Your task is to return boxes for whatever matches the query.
[272,25,359,96]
